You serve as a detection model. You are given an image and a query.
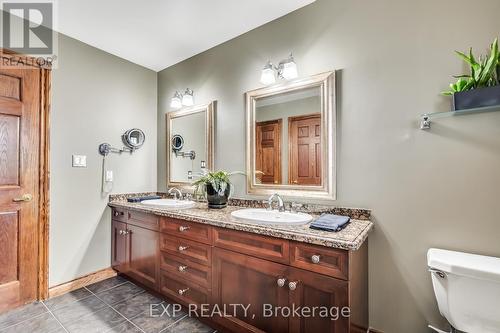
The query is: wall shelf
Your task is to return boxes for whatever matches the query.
[420,105,500,129]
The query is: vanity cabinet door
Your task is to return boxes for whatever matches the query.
[127,224,160,290]
[111,220,128,272]
[212,248,289,333]
[287,268,349,333]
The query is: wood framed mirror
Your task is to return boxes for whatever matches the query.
[166,101,215,191]
[245,72,336,200]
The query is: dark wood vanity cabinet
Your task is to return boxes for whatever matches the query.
[111,207,368,333]
[111,211,160,291]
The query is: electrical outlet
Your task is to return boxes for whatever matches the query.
[72,155,87,167]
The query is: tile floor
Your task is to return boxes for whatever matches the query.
[0,276,217,333]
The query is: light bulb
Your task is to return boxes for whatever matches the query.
[170,91,182,109]
[260,61,276,85]
[182,88,194,106]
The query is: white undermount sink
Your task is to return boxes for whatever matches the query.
[140,199,196,209]
[231,208,313,226]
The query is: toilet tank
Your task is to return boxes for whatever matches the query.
[427,248,500,333]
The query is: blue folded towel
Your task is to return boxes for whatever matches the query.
[309,214,350,232]
[127,195,161,203]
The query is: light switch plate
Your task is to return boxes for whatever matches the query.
[105,170,113,182]
[72,155,87,167]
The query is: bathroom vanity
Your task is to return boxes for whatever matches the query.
[109,199,372,333]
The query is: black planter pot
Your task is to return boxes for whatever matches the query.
[205,184,230,209]
[453,85,500,110]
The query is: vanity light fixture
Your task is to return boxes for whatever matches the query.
[260,53,298,85]
[260,61,276,85]
[170,91,183,109]
[182,88,194,106]
[278,53,298,80]
[170,88,195,109]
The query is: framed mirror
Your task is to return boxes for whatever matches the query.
[122,128,145,150]
[245,72,336,199]
[166,101,215,190]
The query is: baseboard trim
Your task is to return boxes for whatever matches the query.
[48,267,117,298]
[369,328,384,333]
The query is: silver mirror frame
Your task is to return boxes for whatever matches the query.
[245,71,336,200]
[166,101,216,191]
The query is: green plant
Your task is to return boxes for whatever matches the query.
[192,170,244,197]
[442,38,499,95]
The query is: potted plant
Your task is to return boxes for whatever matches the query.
[193,170,243,209]
[443,38,500,110]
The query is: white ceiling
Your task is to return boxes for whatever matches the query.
[56,0,315,71]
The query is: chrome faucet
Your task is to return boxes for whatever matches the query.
[168,187,183,200]
[268,193,285,212]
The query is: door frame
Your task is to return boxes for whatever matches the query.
[287,113,321,185]
[0,49,51,300]
[255,119,282,184]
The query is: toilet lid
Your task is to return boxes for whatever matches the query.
[428,248,500,283]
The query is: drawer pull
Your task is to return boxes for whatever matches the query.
[178,288,189,296]
[178,226,190,232]
[178,245,189,252]
[277,278,286,288]
[178,265,188,272]
[114,211,124,217]
[311,254,321,264]
[288,281,299,291]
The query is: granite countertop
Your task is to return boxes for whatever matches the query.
[108,198,373,251]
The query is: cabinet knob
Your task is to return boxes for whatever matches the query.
[114,211,124,217]
[178,226,190,232]
[178,288,189,296]
[178,245,189,252]
[311,255,321,264]
[276,278,286,288]
[119,230,124,235]
[178,265,188,272]
[288,281,299,291]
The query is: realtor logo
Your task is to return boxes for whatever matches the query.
[1,1,53,54]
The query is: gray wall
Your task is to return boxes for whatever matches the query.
[50,34,157,286]
[157,0,500,331]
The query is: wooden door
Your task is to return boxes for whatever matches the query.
[288,268,349,333]
[127,224,159,290]
[212,248,289,333]
[0,68,41,311]
[289,114,321,185]
[255,119,282,184]
[111,220,128,272]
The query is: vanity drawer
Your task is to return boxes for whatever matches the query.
[213,228,289,264]
[290,242,348,280]
[160,271,210,306]
[128,210,159,231]
[160,217,212,245]
[160,234,212,266]
[111,208,127,222]
[160,252,211,288]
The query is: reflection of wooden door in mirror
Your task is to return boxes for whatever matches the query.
[0,68,40,311]
[255,120,282,184]
[289,114,321,186]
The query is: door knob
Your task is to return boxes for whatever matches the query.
[12,194,33,202]
[288,281,299,291]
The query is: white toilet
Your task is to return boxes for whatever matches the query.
[427,248,500,333]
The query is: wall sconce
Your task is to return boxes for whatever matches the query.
[170,88,195,109]
[182,88,194,106]
[260,53,298,85]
